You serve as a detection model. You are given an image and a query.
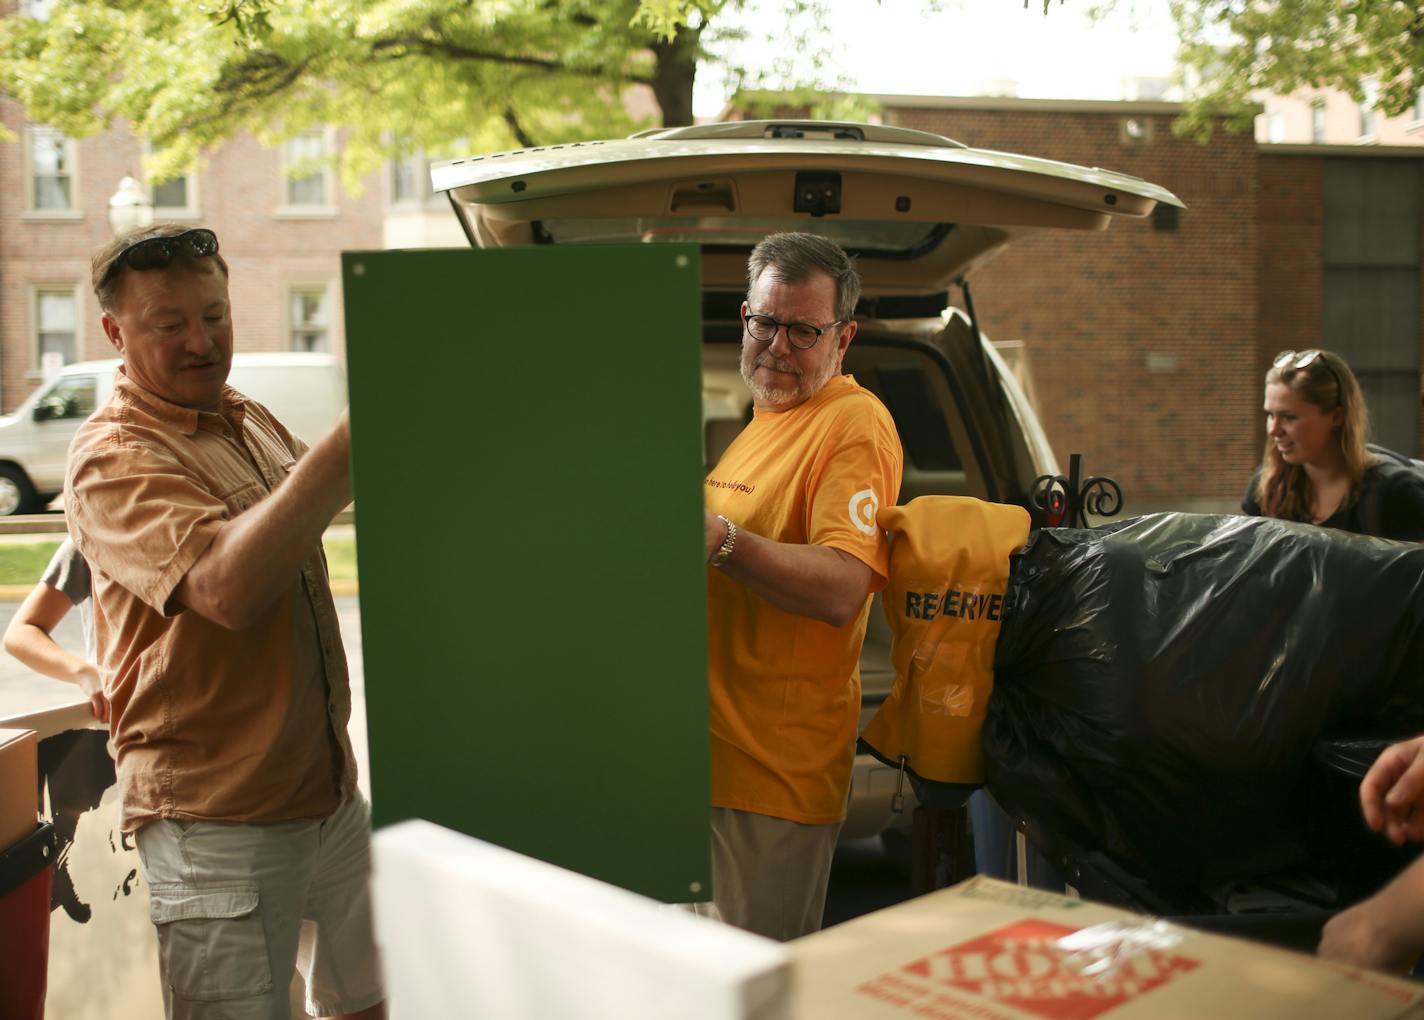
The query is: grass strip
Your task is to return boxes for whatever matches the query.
[0,536,358,587]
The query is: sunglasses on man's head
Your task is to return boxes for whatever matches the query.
[100,228,220,286]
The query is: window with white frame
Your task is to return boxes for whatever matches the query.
[155,176,192,212]
[389,141,464,209]
[282,130,332,208]
[1360,81,1379,138]
[390,156,423,206]
[1311,101,1327,143]
[151,170,195,214]
[35,289,78,366]
[143,143,197,215]
[1414,91,1424,124]
[28,126,75,212]
[289,286,330,352]
[152,175,190,211]
[20,0,55,18]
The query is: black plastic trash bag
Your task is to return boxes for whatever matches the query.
[984,512,1424,900]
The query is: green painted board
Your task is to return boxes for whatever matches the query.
[342,246,710,903]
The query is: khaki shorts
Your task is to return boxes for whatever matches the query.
[706,806,842,942]
[135,793,384,1020]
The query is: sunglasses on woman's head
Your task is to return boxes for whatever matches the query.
[1274,349,1325,372]
[1274,348,1343,392]
[99,228,221,286]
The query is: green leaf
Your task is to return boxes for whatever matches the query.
[0,0,939,184]
[1172,0,1424,140]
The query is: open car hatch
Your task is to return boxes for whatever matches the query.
[432,120,1184,296]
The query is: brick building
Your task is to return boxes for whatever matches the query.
[2,93,1420,515]
[0,101,402,412]
[876,96,1424,514]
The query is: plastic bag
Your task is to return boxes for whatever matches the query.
[984,512,1424,892]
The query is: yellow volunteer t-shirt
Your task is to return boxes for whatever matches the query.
[705,374,904,824]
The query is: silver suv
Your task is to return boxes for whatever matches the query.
[433,120,1182,842]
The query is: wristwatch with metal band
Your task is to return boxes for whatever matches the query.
[710,515,737,567]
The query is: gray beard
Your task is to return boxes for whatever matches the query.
[740,351,838,408]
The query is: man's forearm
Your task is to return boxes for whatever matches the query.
[1320,855,1424,971]
[717,527,872,627]
[176,417,351,629]
[1366,856,1424,959]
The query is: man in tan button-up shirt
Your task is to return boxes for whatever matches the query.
[65,223,384,1020]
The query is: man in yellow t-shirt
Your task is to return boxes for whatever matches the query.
[703,232,904,940]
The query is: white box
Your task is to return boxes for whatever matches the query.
[373,819,791,1020]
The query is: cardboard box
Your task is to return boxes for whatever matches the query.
[792,877,1424,1019]
[0,729,39,853]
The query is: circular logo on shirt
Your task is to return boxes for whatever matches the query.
[849,489,879,536]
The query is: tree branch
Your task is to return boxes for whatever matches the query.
[503,106,535,148]
[370,34,655,85]
[178,51,311,136]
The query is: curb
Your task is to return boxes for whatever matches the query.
[0,581,360,603]
[0,508,355,536]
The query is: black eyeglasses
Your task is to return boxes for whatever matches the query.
[742,310,844,350]
[1274,348,1343,396]
[100,229,220,286]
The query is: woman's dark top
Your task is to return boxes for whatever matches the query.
[1242,460,1424,541]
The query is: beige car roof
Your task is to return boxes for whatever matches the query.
[432,120,1184,296]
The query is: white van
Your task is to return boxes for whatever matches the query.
[0,351,347,515]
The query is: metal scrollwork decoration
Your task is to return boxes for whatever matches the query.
[1031,453,1124,529]
[1031,473,1071,528]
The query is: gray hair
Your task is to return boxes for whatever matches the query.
[747,232,860,323]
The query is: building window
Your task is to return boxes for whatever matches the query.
[391,156,422,206]
[1360,80,1379,138]
[1414,92,1424,124]
[35,289,77,366]
[152,177,187,209]
[28,126,75,212]
[143,142,198,216]
[1266,113,1285,143]
[1151,204,1180,232]
[282,130,332,209]
[151,172,197,215]
[289,286,330,352]
[1311,101,1327,143]
[20,0,55,18]
[1119,117,1152,144]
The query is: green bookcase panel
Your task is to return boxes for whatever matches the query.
[343,245,710,903]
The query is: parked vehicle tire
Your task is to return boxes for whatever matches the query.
[0,464,40,516]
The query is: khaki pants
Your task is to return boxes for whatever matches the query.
[707,806,842,942]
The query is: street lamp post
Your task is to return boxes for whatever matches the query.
[107,175,153,235]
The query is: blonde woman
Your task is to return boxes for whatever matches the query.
[1242,349,1424,540]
